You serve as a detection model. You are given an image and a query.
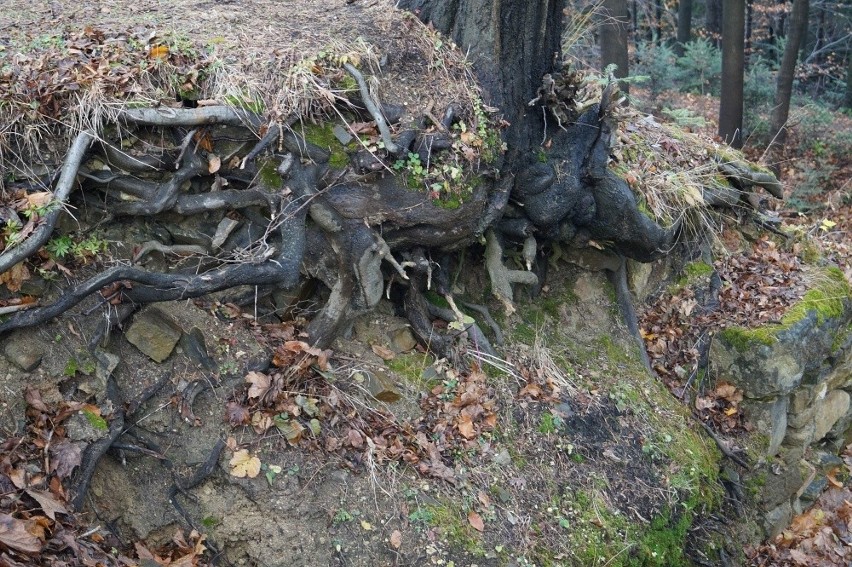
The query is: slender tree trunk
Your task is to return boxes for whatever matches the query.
[600,0,631,94]
[845,52,852,109]
[676,0,693,56]
[706,0,724,46]
[745,0,754,58]
[655,0,664,43]
[719,0,745,148]
[768,0,810,173]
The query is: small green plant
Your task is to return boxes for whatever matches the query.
[538,411,562,434]
[333,508,354,524]
[46,235,73,259]
[408,507,435,526]
[201,516,219,529]
[675,39,722,95]
[635,41,678,98]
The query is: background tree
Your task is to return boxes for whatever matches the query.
[768,0,810,173]
[601,0,632,93]
[706,0,724,44]
[676,0,694,55]
[846,50,852,108]
[719,0,746,147]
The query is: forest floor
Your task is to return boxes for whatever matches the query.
[1,1,851,566]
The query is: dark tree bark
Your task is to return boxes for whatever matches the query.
[676,0,694,56]
[719,0,746,148]
[845,51,852,109]
[600,0,631,94]
[768,0,810,173]
[706,0,724,46]
[397,0,565,158]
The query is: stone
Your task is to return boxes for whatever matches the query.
[813,389,850,442]
[711,338,803,398]
[763,502,793,540]
[2,330,47,372]
[797,475,827,508]
[18,275,47,296]
[789,384,817,415]
[125,307,183,363]
[388,325,417,353]
[626,259,655,301]
[77,348,119,397]
[812,451,844,472]
[363,369,400,403]
[744,397,788,456]
[762,463,804,511]
[784,423,816,454]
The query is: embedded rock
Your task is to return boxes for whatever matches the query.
[125,307,183,363]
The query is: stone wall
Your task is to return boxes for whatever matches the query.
[710,271,852,538]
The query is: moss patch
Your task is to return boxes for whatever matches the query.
[302,122,349,168]
[721,266,851,351]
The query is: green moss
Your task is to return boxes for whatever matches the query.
[683,261,713,279]
[302,122,349,168]
[258,158,283,189]
[832,322,852,353]
[418,502,485,555]
[433,195,461,209]
[385,353,434,389]
[82,409,109,431]
[631,503,695,567]
[721,267,851,351]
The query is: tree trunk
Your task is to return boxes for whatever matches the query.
[719,0,745,148]
[676,0,694,56]
[600,0,631,94]
[845,51,852,109]
[768,0,810,174]
[396,0,565,157]
[706,0,724,46]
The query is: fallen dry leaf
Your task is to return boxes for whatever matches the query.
[228,449,261,479]
[49,440,82,478]
[0,512,42,553]
[208,154,221,174]
[457,414,475,439]
[26,490,67,521]
[245,371,271,399]
[371,344,396,360]
[468,511,484,532]
[389,529,402,549]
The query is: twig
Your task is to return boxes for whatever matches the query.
[174,128,198,169]
[694,415,750,469]
[0,303,35,316]
[343,63,399,154]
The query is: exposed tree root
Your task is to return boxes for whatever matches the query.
[0,131,93,274]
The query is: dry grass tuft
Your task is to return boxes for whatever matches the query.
[0,0,485,175]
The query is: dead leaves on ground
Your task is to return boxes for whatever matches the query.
[750,485,852,565]
[640,237,809,433]
[1,386,208,564]
[226,329,498,485]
